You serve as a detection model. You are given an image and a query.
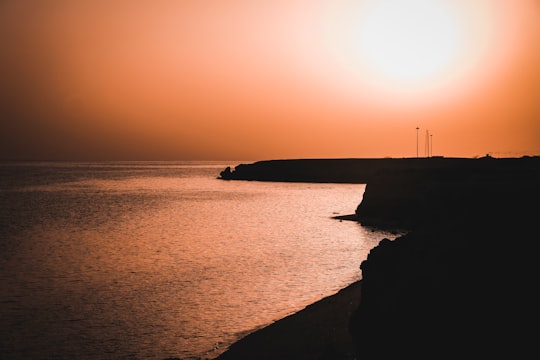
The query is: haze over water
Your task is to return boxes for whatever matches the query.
[0,161,401,359]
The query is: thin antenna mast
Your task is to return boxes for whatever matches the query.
[416,127,419,158]
[425,130,430,157]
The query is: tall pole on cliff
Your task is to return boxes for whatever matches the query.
[425,129,429,157]
[416,127,419,158]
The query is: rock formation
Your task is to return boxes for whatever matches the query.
[217,156,540,358]
[349,156,539,358]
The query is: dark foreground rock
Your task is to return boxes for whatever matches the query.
[349,156,540,358]
[350,225,537,359]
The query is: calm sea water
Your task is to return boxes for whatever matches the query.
[0,161,401,360]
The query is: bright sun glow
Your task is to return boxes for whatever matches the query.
[358,0,463,83]
[321,0,500,100]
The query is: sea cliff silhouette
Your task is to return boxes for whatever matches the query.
[347,156,539,358]
[216,156,540,359]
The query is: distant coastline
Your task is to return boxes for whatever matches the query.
[218,155,536,182]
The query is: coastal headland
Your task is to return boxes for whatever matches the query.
[217,156,531,183]
[215,156,540,359]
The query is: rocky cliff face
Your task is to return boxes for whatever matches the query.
[218,156,540,357]
[349,157,540,358]
[355,156,540,229]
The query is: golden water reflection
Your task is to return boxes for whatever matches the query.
[1,168,402,359]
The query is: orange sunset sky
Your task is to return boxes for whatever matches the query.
[1,0,539,161]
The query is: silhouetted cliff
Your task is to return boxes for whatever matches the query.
[217,156,540,358]
[354,156,540,228]
[349,156,540,358]
[218,157,485,183]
